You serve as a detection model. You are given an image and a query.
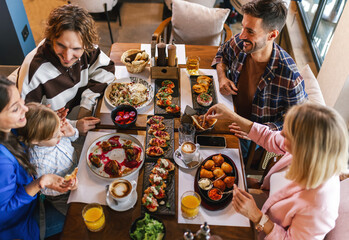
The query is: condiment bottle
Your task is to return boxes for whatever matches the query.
[167,40,177,67]
[183,229,195,240]
[151,34,157,60]
[157,41,166,66]
[195,222,211,240]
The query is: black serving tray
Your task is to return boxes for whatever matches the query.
[154,79,180,117]
[145,116,174,161]
[190,75,217,114]
[141,162,176,215]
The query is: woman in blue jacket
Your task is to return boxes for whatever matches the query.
[0,76,74,239]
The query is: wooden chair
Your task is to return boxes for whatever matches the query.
[153,17,232,45]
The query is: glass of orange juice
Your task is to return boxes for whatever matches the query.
[186,56,200,75]
[82,203,105,232]
[181,191,201,219]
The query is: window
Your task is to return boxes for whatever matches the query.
[298,0,347,69]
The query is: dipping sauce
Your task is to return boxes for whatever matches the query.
[208,188,222,201]
[198,178,213,190]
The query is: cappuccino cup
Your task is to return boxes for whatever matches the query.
[180,142,199,164]
[108,179,136,203]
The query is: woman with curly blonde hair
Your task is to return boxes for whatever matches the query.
[206,103,348,239]
[13,4,115,135]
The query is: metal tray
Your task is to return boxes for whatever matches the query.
[145,116,174,161]
[141,162,176,215]
[154,79,180,117]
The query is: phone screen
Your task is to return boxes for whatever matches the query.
[196,135,226,148]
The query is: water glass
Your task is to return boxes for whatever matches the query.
[179,123,196,146]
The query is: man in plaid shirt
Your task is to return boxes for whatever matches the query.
[212,0,307,132]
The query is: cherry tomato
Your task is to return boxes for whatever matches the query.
[118,111,125,117]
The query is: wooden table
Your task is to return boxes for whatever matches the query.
[96,43,221,130]
[60,43,254,239]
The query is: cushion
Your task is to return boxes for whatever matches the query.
[300,64,326,106]
[165,0,216,10]
[171,0,230,46]
[325,178,349,240]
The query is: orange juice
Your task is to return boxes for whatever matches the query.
[181,191,201,219]
[82,204,105,232]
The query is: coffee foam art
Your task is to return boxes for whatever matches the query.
[112,182,129,197]
[182,142,196,153]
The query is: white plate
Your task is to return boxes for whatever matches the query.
[86,133,145,180]
[104,77,154,111]
[173,148,202,170]
[106,190,138,211]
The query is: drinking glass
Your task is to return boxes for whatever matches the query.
[181,191,201,219]
[179,123,196,146]
[186,56,200,75]
[82,203,105,232]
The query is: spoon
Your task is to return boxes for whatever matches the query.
[106,184,118,205]
[218,189,234,195]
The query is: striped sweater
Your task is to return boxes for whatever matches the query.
[16,40,115,112]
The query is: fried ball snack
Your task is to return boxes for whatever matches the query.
[213,167,225,179]
[200,168,214,179]
[224,176,236,188]
[212,154,224,166]
[204,160,215,170]
[221,162,233,174]
[213,179,226,191]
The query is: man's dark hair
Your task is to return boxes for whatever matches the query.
[242,0,288,32]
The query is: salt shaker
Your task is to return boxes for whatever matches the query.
[183,229,195,240]
[195,222,211,240]
[167,40,176,67]
[157,41,166,66]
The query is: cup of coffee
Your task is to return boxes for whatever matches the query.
[108,179,137,203]
[180,141,200,164]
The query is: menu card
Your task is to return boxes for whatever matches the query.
[180,69,234,114]
[99,66,154,115]
[177,148,250,227]
[67,131,145,205]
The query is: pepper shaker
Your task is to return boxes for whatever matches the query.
[183,229,195,240]
[195,222,211,240]
[157,41,166,66]
[167,40,177,67]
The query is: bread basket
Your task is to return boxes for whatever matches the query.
[121,49,149,73]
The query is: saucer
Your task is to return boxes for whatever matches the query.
[106,190,137,211]
[173,148,202,169]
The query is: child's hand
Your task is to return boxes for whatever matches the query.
[60,119,76,137]
[56,107,69,120]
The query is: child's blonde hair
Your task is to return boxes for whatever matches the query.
[19,102,60,145]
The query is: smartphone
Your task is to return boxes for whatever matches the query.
[196,135,226,148]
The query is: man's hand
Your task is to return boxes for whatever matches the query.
[205,103,235,121]
[76,117,100,134]
[219,77,238,95]
[60,118,76,137]
[216,62,238,95]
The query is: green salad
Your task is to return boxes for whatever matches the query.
[130,213,164,240]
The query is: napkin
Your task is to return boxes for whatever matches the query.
[177,148,250,227]
[180,69,234,114]
[68,131,145,205]
[99,66,154,115]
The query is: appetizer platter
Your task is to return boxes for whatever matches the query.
[86,133,144,179]
[190,75,217,113]
[154,79,181,117]
[194,154,238,210]
[141,159,176,215]
[145,115,175,161]
[104,77,154,110]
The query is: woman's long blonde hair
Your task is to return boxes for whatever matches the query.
[18,102,60,146]
[285,103,348,189]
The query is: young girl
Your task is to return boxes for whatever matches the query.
[18,102,79,234]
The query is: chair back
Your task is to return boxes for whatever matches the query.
[300,64,326,105]
[324,178,349,239]
[69,0,117,13]
[165,0,216,10]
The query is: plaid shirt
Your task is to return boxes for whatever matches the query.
[212,33,307,130]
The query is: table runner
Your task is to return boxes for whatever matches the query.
[177,148,250,227]
[100,66,155,115]
[180,68,234,114]
[141,43,186,65]
[68,131,145,205]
